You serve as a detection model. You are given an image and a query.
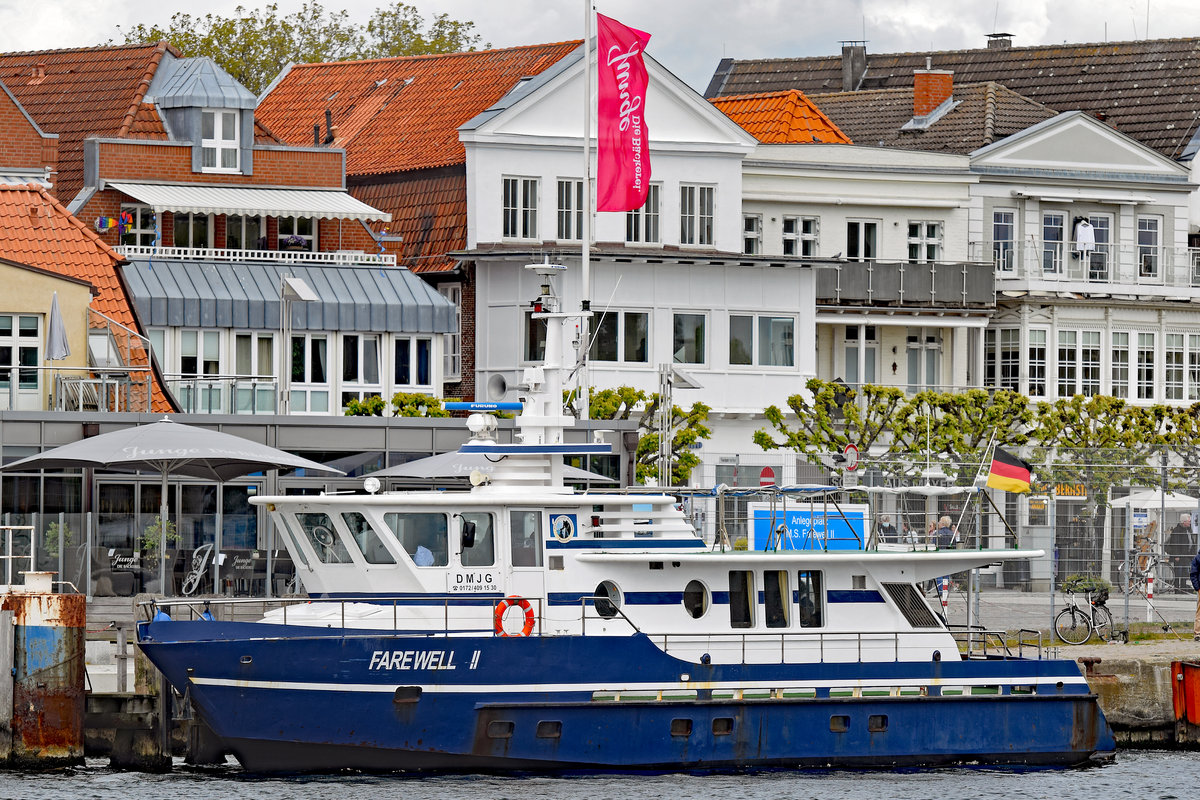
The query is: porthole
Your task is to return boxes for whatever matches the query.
[829,715,849,733]
[594,580,622,619]
[536,720,562,739]
[868,714,888,733]
[487,720,514,739]
[712,717,733,736]
[670,718,693,737]
[682,579,708,619]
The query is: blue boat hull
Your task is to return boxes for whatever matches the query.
[137,621,1116,772]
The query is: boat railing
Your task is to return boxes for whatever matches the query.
[947,624,1045,659]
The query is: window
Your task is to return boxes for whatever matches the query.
[460,512,495,567]
[672,313,706,364]
[764,570,788,628]
[1086,214,1112,281]
[1081,331,1101,396]
[342,512,396,565]
[438,284,461,380]
[0,315,39,390]
[1138,216,1161,278]
[1112,332,1130,399]
[670,719,693,737]
[536,721,562,739]
[384,512,448,567]
[829,715,849,733]
[226,214,264,250]
[503,177,539,239]
[234,332,275,413]
[278,216,315,251]
[1166,333,1185,401]
[992,209,1015,271]
[868,715,889,733]
[682,579,708,619]
[625,183,660,243]
[1057,330,1077,398]
[201,109,240,171]
[120,205,157,247]
[1028,330,1047,397]
[679,185,714,246]
[290,333,329,413]
[846,220,878,261]
[906,327,941,391]
[783,216,818,257]
[1042,212,1065,273]
[728,570,754,628]
[742,214,762,254]
[1190,335,1200,401]
[729,314,794,367]
[173,212,211,249]
[556,179,583,241]
[797,570,823,627]
[341,334,381,407]
[906,221,942,263]
[394,337,432,387]
[509,510,543,568]
[524,310,548,363]
[295,512,350,564]
[181,330,220,376]
[843,325,877,385]
[712,718,734,736]
[589,311,648,363]
[998,329,1019,390]
[1137,332,1156,400]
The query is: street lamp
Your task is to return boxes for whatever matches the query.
[279,275,318,415]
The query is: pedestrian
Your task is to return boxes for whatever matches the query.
[935,516,954,549]
[1191,547,1200,641]
[877,515,897,544]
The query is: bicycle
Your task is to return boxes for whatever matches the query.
[1117,548,1185,595]
[1054,587,1113,645]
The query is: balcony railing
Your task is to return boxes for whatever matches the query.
[165,374,279,415]
[814,260,995,308]
[115,245,396,267]
[978,240,1200,288]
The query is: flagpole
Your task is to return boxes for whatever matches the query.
[954,427,999,546]
[579,0,593,422]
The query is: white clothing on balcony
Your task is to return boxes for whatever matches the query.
[1074,220,1096,253]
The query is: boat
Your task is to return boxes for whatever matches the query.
[136,268,1115,772]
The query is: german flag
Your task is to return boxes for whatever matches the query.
[986,447,1033,493]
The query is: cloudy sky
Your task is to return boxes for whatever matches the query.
[3,0,1198,92]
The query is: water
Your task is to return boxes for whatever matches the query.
[0,751,1194,800]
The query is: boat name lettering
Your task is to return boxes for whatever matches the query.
[368,649,458,671]
[448,571,499,593]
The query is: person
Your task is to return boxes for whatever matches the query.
[877,515,897,543]
[1167,514,1193,589]
[935,516,954,549]
[1191,547,1200,641]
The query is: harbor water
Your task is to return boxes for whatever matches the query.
[0,751,1194,800]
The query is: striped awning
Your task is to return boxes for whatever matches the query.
[106,182,391,222]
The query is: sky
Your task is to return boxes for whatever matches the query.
[2,0,1199,93]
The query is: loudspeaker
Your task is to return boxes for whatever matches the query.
[487,373,508,401]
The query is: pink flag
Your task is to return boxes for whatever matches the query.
[596,13,651,212]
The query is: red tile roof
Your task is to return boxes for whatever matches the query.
[257,41,581,176]
[711,90,852,144]
[350,168,466,274]
[0,184,171,411]
[0,42,175,201]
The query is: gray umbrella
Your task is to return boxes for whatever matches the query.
[367,450,616,484]
[2,417,342,589]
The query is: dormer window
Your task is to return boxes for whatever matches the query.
[202,109,240,172]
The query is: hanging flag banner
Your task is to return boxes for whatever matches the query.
[596,13,652,212]
[986,447,1033,493]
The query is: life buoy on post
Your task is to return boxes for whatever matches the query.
[493,595,536,637]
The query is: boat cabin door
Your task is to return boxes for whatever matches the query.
[506,509,546,606]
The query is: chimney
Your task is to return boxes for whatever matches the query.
[986,33,1013,49]
[841,42,867,92]
[913,59,953,117]
[324,109,334,145]
[28,61,46,86]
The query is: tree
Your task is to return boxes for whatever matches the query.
[577,387,712,485]
[114,2,484,94]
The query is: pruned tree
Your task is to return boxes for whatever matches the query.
[577,387,712,484]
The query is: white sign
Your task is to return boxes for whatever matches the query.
[447,571,499,593]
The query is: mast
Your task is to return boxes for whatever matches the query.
[579,0,593,421]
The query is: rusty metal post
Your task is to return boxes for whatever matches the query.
[0,609,12,761]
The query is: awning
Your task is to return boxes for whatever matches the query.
[106,182,391,222]
[120,260,453,333]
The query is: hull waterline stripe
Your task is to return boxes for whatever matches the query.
[190,674,1091,694]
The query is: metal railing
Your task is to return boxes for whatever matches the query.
[164,374,279,415]
[115,245,396,268]
[813,259,996,308]
[977,241,1200,288]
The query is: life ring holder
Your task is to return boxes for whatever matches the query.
[493,595,536,637]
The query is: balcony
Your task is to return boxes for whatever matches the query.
[978,240,1200,294]
[114,245,396,267]
[165,374,279,415]
[814,260,995,308]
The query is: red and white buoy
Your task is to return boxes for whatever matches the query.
[940,576,950,612]
[1146,574,1155,622]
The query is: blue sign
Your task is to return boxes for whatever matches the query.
[748,503,868,551]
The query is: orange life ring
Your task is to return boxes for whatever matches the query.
[494,595,535,637]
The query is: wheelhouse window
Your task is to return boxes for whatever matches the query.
[460,512,495,567]
[295,512,351,564]
[201,109,240,172]
[679,185,714,246]
[384,512,448,567]
[782,216,818,257]
[341,512,396,564]
[672,313,706,364]
[524,311,548,363]
[589,311,649,363]
[729,314,794,367]
[764,570,788,628]
[728,570,754,628]
[503,177,539,240]
[509,510,543,568]
[625,183,660,244]
[797,570,823,627]
[226,214,264,250]
[278,216,316,251]
[556,179,584,241]
[120,205,158,247]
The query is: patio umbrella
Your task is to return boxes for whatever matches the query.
[45,291,70,362]
[1,417,343,590]
[367,450,616,484]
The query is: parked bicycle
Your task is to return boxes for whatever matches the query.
[1117,548,1185,595]
[1054,587,1113,645]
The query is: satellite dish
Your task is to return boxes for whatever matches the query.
[487,373,508,401]
[469,469,490,487]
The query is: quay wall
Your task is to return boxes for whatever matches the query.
[1079,652,1200,747]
